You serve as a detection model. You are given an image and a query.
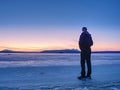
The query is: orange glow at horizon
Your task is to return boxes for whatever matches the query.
[0,43,120,52]
[0,27,120,52]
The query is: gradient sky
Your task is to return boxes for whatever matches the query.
[0,0,120,51]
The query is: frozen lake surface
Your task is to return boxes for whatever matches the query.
[0,53,120,67]
[0,53,120,90]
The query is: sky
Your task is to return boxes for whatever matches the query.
[0,0,120,51]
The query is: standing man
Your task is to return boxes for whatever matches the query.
[78,27,93,79]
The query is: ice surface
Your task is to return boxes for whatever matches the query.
[0,53,120,90]
[0,53,120,67]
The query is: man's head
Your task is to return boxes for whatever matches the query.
[82,27,87,32]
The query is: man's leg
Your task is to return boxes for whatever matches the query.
[81,51,86,77]
[86,52,91,77]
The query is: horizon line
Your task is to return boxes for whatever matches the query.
[0,49,120,52]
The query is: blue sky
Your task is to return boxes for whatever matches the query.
[0,0,120,51]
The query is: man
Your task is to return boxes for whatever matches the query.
[78,27,93,79]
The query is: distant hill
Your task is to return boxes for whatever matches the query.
[0,49,120,53]
[40,49,80,53]
[0,49,18,53]
[92,51,120,53]
[0,49,80,53]
[40,50,120,53]
[0,49,28,53]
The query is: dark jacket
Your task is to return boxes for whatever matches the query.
[79,31,93,51]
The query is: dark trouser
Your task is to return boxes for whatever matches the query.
[80,50,91,77]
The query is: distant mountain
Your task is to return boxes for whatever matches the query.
[0,49,17,53]
[0,49,28,53]
[92,51,120,53]
[40,49,80,53]
[0,49,120,53]
[0,49,80,53]
[40,50,120,53]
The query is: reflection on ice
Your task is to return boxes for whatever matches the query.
[0,53,120,89]
[0,53,120,67]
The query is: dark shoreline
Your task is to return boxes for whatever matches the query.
[0,49,120,53]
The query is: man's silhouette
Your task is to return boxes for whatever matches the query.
[78,27,93,79]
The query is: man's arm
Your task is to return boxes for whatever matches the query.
[90,35,93,46]
[79,34,84,50]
